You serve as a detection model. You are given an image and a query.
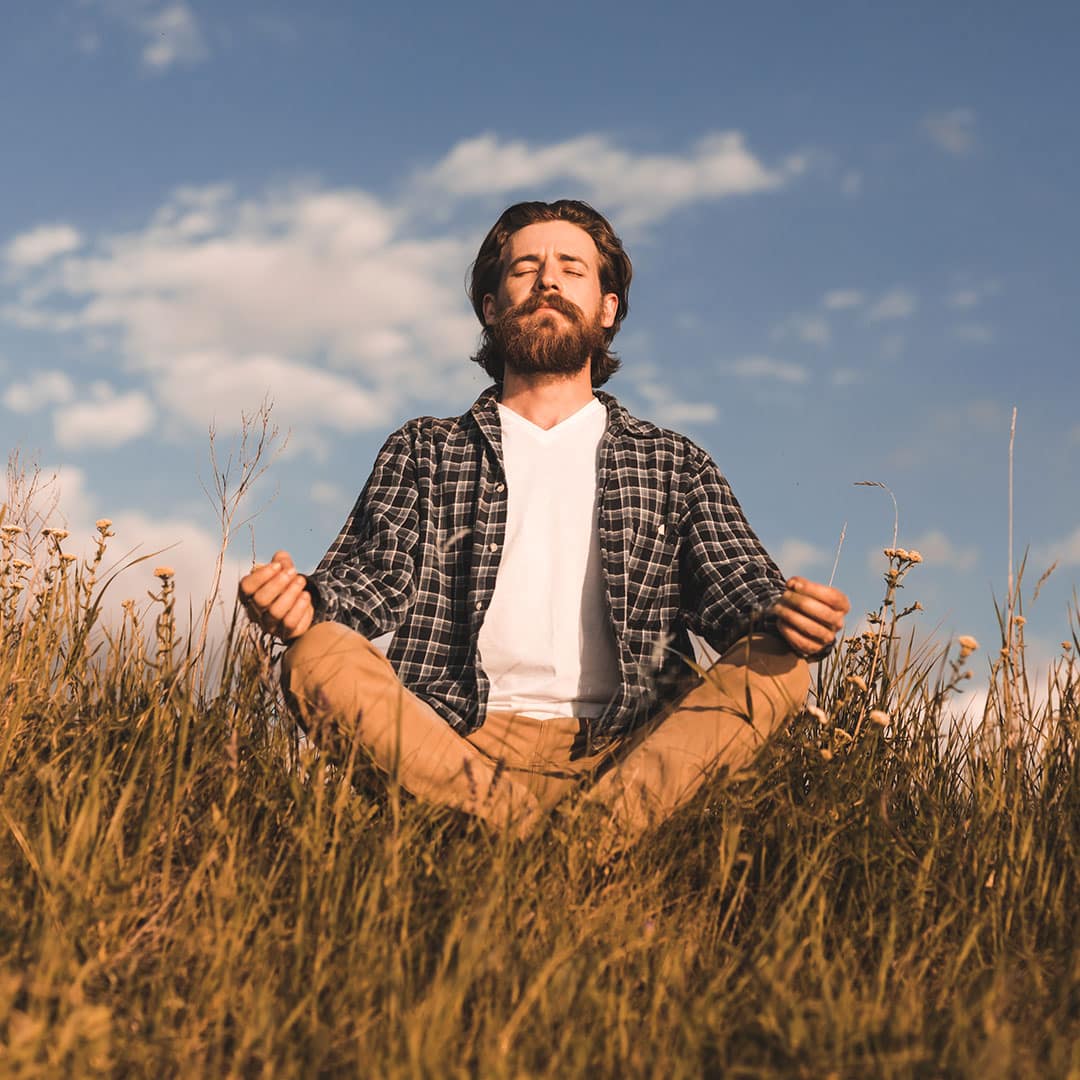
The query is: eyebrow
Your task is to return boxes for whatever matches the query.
[507,252,590,269]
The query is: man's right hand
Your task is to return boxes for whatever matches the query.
[238,549,315,642]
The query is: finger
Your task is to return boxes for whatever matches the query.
[266,573,308,622]
[271,550,296,572]
[779,591,847,634]
[278,591,314,640]
[787,578,851,614]
[238,561,283,600]
[250,567,299,612]
[777,604,838,649]
[778,624,826,657]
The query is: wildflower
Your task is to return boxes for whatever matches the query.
[869,709,890,727]
[11,559,31,570]
[42,528,69,540]
[846,674,868,693]
[907,550,923,563]
[95,518,113,530]
[1,524,24,535]
[1014,615,1026,627]
[1063,642,1073,652]
[153,566,175,580]
[883,547,897,558]
[60,553,78,565]
[895,548,910,561]
[957,635,979,657]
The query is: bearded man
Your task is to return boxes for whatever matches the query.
[239,199,850,847]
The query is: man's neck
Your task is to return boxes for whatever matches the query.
[498,366,596,431]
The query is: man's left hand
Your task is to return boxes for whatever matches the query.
[773,577,850,658]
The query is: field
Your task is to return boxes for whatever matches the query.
[2,489,1079,1078]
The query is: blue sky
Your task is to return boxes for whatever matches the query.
[2,2,1078,694]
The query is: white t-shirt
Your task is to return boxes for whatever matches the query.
[477,397,621,719]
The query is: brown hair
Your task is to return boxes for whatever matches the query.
[468,200,632,387]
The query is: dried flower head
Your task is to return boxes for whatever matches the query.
[11,559,31,571]
[846,674,868,693]
[95,518,113,531]
[895,548,910,561]
[869,709,890,727]
[42,528,69,540]
[805,704,830,727]
[1063,642,1073,652]
[1,524,24,535]
[957,634,979,654]
[153,566,175,580]
[59,553,78,564]
[819,747,834,762]
[1014,615,1026,627]
[907,550,923,563]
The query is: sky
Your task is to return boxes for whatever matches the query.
[2,1,1079,698]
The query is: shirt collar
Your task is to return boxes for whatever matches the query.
[467,383,660,443]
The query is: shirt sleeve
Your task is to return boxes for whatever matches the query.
[305,427,419,638]
[678,448,790,657]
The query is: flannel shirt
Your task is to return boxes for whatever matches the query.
[308,384,790,740]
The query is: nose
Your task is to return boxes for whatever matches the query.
[534,258,560,292]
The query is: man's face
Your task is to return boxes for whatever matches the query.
[482,221,619,378]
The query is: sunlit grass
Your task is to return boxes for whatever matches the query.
[1,484,1078,1077]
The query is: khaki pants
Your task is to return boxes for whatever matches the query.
[282,622,809,847]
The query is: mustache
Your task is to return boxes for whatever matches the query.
[508,292,585,322]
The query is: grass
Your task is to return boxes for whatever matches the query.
[1,495,1079,1077]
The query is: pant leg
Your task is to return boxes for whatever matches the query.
[586,633,810,844]
[281,621,541,834]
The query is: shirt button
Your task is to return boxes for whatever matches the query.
[475,601,483,610]
[489,542,498,552]
[495,483,505,492]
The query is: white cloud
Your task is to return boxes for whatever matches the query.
[140,2,208,70]
[418,131,800,228]
[634,380,718,427]
[823,289,863,311]
[772,313,830,346]
[1037,525,1080,568]
[950,322,996,345]
[4,130,812,448]
[947,288,980,309]
[3,371,75,413]
[775,538,830,576]
[866,530,978,574]
[728,355,808,384]
[310,481,345,506]
[841,171,862,197]
[924,108,977,157]
[5,224,83,268]
[54,388,156,448]
[80,1,209,72]
[867,288,918,322]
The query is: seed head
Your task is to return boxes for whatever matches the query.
[1,524,24,535]
[1014,615,1026,627]
[60,553,78,564]
[11,559,31,570]
[96,518,113,531]
[153,566,175,580]
[957,635,979,655]
[895,548,910,561]
[1063,642,1073,652]
[805,704,830,726]
[846,674,868,693]
[907,550,923,563]
[869,709,890,727]
[42,528,69,540]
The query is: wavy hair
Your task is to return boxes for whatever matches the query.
[467,200,632,387]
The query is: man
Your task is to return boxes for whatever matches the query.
[239,200,849,847]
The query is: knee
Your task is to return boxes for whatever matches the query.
[281,621,381,704]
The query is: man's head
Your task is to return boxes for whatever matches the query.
[468,200,632,387]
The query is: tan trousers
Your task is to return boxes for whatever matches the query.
[281,622,809,847]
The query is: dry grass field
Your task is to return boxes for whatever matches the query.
[2,479,1078,1077]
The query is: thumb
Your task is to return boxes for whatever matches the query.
[271,549,296,572]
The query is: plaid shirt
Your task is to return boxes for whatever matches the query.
[308,385,789,740]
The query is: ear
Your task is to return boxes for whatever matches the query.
[600,292,619,330]
[483,293,497,326]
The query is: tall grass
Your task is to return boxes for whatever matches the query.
[1,495,1078,1077]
